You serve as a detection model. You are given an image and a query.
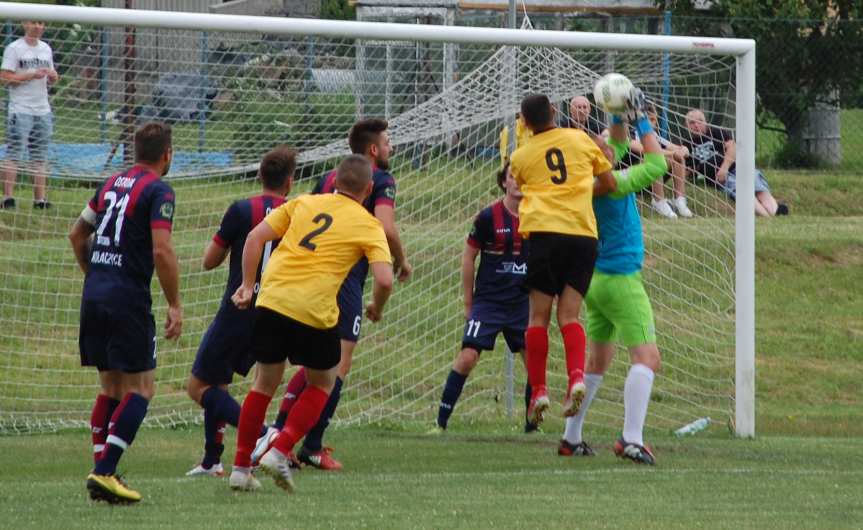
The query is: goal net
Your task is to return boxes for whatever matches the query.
[0,5,752,436]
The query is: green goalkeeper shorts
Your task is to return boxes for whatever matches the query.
[584,270,656,348]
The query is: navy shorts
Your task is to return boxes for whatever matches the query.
[191,306,256,386]
[252,307,341,370]
[336,266,365,343]
[462,302,529,354]
[79,299,157,373]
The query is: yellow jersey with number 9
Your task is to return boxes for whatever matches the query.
[510,127,612,238]
[256,193,392,329]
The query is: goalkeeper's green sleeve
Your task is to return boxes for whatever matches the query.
[610,152,668,198]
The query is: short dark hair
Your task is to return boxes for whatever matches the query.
[646,102,657,115]
[520,94,553,129]
[336,154,373,195]
[348,118,388,155]
[259,145,297,190]
[134,122,172,164]
[496,161,510,192]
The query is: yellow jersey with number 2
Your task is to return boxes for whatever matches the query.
[510,127,612,239]
[256,192,392,329]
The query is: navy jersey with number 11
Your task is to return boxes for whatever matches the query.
[82,166,175,307]
[467,200,528,308]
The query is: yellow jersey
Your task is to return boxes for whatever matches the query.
[510,127,611,238]
[499,117,533,166]
[256,193,392,329]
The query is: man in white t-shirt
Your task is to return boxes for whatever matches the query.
[1,20,58,210]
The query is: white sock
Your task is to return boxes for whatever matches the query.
[562,373,603,444]
[622,364,655,446]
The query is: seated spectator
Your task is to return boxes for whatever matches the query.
[682,108,787,217]
[629,104,693,219]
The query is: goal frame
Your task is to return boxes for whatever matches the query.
[0,1,756,437]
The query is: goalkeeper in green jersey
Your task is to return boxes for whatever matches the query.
[558,88,667,465]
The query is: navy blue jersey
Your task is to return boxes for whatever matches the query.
[213,194,286,309]
[312,165,396,281]
[467,200,528,307]
[82,166,175,307]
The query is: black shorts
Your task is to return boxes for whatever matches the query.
[251,307,341,370]
[79,299,157,373]
[525,232,598,297]
[191,306,256,386]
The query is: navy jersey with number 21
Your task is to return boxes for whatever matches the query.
[82,166,175,308]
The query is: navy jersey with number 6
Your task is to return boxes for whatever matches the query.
[82,166,175,307]
[467,200,528,308]
[311,165,396,342]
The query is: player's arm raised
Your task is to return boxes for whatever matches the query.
[232,220,280,309]
[153,228,182,340]
[461,243,480,320]
[375,203,411,282]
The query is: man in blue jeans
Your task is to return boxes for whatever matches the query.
[1,20,58,210]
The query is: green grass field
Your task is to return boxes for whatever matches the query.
[1,428,862,529]
[1,164,862,527]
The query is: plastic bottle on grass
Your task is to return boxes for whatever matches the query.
[674,417,711,437]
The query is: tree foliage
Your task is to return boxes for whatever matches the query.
[666,1,863,150]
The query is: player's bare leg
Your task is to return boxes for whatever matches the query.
[525,290,553,424]
[557,285,588,417]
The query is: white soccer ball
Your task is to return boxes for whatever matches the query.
[593,73,634,114]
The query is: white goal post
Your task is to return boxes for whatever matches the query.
[0,2,755,437]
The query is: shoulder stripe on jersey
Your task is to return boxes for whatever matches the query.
[250,195,265,228]
[491,200,506,252]
[319,170,337,194]
[96,173,121,211]
[125,169,159,218]
[510,211,522,254]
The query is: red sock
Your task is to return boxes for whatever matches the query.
[280,368,307,416]
[273,385,330,456]
[561,322,586,386]
[89,394,115,464]
[525,326,549,392]
[233,390,271,468]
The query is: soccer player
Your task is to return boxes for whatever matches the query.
[68,122,181,503]
[435,162,536,432]
[229,155,393,493]
[559,89,667,465]
[509,94,617,426]
[259,118,410,471]
[184,146,296,477]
